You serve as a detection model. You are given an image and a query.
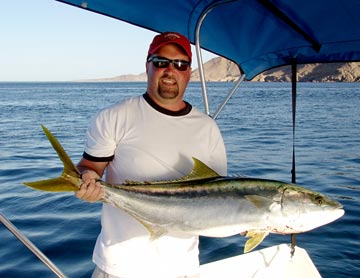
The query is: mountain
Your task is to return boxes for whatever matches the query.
[191,57,360,82]
[76,73,147,82]
[190,57,240,82]
[77,57,360,82]
[252,61,360,82]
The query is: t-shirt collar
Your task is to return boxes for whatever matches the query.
[143,92,192,116]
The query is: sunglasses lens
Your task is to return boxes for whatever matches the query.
[153,59,170,68]
[173,61,189,71]
[149,57,190,71]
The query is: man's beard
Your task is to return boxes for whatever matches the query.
[158,75,179,99]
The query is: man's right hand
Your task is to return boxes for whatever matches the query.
[75,170,105,203]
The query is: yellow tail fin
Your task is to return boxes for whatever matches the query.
[23,126,81,192]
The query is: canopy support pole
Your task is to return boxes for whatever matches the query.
[194,3,213,116]
[0,212,68,278]
[290,60,297,257]
[195,0,240,117]
[213,73,246,120]
[291,61,297,184]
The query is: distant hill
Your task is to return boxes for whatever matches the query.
[77,57,360,82]
[76,73,147,82]
[191,57,360,82]
[252,61,360,82]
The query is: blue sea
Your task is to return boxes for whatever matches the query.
[0,82,359,278]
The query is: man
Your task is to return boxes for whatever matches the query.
[76,32,227,278]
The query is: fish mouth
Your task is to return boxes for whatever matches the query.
[321,207,345,224]
[337,208,345,217]
[332,199,344,210]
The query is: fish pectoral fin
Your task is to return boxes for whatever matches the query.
[244,195,274,210]
[243,230,269,253]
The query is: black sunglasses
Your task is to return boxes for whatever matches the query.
[147,56,191,71]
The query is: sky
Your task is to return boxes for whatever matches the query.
[1,0,216,82]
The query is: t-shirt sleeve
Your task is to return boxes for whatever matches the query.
[83,108,118,162]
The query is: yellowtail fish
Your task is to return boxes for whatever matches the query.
[24,126,344,253]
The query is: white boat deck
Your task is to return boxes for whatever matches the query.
[200,244,321,278]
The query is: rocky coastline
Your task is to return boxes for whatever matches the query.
[76,57,360,82]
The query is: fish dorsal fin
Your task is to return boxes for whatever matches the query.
[180,157,221,181]
[125,157,221,185]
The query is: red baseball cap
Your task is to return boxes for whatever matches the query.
[148,32,192,61]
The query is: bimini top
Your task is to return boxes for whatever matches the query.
[57,0,360,80]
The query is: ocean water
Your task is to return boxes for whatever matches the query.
[0,82,359,278]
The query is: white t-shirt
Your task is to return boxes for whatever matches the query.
[84,94,227,278]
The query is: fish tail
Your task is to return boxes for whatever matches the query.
[23,125,81,192]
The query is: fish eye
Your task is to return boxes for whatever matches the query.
[315,196,323,206]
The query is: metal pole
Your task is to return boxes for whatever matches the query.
[290,60,298,257]
[194,0,241,117]
[194,4,212,116]
[212,73,246,120]
[0,212,68,278]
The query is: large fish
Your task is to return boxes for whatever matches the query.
[24,126,344,253]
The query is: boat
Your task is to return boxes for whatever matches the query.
[2,1,359,277]
[200,244,321,278]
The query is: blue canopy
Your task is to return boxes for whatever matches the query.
[57,0,360,80]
